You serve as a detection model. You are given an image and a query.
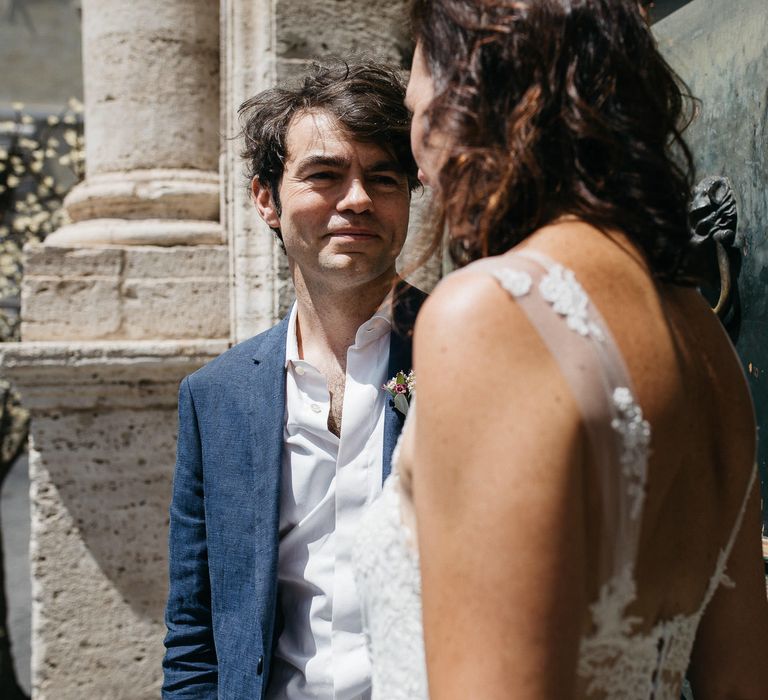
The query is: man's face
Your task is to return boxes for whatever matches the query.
[257,110,411,290]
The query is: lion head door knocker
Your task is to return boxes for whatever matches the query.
[687,175,739,318]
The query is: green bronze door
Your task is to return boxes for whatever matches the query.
[653,0,768,560]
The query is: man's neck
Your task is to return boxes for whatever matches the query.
[292,268,396,368]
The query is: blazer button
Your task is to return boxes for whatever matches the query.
[257,655,264,676]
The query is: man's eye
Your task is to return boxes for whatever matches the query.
[370,175,401,186]
[307,171,337,181]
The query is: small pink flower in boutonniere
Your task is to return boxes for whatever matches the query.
[383,370,415,416]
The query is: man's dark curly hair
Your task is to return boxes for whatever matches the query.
[410,0,697,282]
[239,59,420,216]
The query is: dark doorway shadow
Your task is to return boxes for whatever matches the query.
[651,0,698,23]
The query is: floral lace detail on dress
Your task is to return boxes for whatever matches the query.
[587,565,641,640]
[353,473,429,700]
[611,387,651,520]
[492,268,533,297]
[539,264,605,340]
[579,588,703,700]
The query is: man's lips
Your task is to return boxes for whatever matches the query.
[326,229,379,240]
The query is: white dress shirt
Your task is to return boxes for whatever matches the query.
[266,300,392,700]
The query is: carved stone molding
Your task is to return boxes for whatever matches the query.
[45,219,224,248]
[0,339,227,409]
[62,170,221,224]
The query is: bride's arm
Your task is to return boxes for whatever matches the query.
[411,271,587,700]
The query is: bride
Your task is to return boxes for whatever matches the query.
[354,1,768,698]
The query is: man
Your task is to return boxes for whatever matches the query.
[162,60,425,699]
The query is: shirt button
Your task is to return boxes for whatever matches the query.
[295,365,305,376]
[310,403,322,413]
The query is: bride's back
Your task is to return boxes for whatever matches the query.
[528,221,757,630]
[354,218,767,700]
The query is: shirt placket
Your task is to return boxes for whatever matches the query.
[330,325,387,699]
[294,360,337,696]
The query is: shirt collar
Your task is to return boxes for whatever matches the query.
[284,292,394,369]
[285,302,301,367]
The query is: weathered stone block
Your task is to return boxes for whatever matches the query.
[23,245,124,277]
[21,245,230,341]
[123,245,228,279]
[0,340,227,700]
[29,404,174,700]
[122,278,230,339]
[275,0,409,65]
[22,277,122,339]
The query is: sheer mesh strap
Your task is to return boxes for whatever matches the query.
[700,462,759,606]
[477,251,650,586]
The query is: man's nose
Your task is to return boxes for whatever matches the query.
[338,178,374,213]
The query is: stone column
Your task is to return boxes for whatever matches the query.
[222,0,284,342]
[48,0,221,248]
[8,2,229,698]
[23,0,229,343]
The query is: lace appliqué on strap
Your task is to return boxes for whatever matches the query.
[492,268,532,297]
[539,264,605,340]
[611,387,651,520]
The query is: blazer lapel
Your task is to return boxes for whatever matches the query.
[246,314,290,665]
[382,283,428,482]
[249,314,290,498]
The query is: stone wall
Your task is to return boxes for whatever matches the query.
[655,0,768,566]
[4,0,226,696]
[22,246,229,342]
[1,341,226,699]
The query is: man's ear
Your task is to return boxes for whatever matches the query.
[251,176,281,228]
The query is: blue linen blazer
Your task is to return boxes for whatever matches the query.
[162,284,426,699]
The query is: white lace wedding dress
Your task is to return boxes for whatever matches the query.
[353,251,756,699]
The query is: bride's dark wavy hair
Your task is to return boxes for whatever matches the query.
[410,0,697,282]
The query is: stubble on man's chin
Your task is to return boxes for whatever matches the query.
[290,256,399,300]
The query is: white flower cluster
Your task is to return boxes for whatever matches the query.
[384,370,415,395]
[0,99,85,340]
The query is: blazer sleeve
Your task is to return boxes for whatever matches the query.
[162,376,218,697]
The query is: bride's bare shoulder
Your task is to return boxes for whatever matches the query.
[412,256,576,437]
[414,257,538,362]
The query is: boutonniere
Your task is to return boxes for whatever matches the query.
[383,370,415,416]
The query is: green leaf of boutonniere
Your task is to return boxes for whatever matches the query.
[394,392,409,416]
